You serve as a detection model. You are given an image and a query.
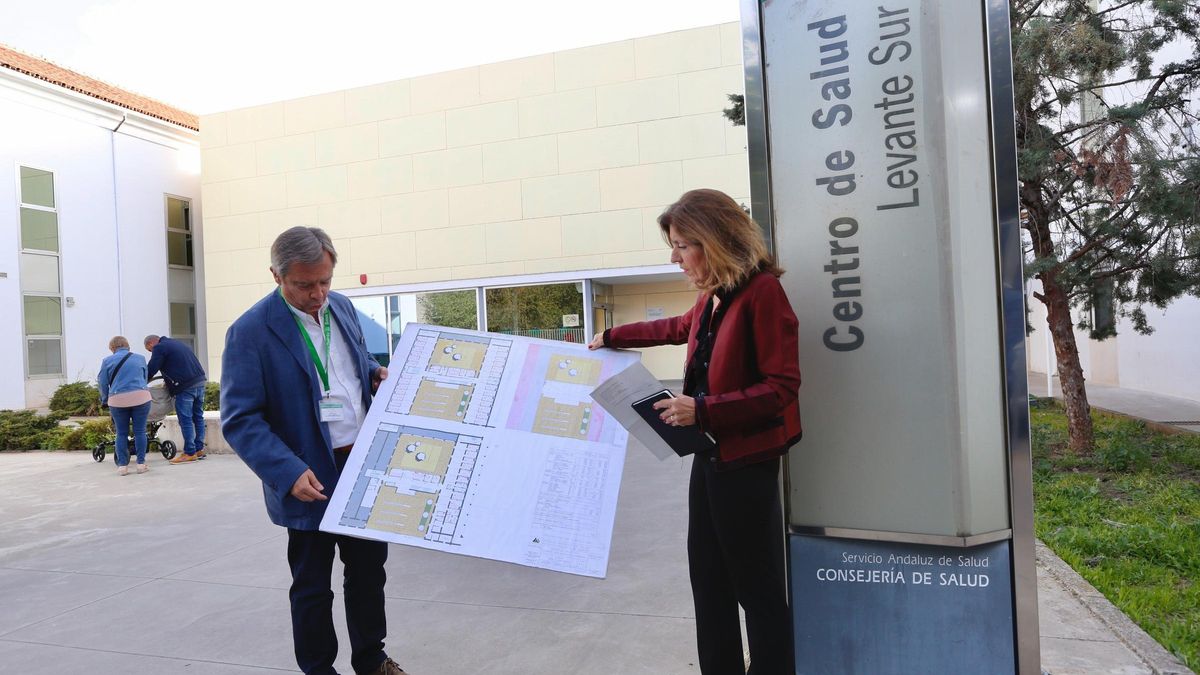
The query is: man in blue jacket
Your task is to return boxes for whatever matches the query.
[144,333,208,463]
[221,226,407,675]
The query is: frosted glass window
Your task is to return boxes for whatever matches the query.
[19,253,59,294]
[20,208,59,252]
[170,303,196,336]
[20,167,54,207]
[23,296,62,335]
[26,339,62,376]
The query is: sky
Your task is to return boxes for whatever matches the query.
[0,0,741,115]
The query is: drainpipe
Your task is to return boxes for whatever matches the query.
[110,114,126,333]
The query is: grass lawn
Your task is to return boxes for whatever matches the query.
[1032,398,1200,669]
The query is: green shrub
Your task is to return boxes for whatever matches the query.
[52,419,115,450]
[49,381,101,416]
[0,410,67,451]
[204,381,220,411]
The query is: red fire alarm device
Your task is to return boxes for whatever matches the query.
[359,274,367,285]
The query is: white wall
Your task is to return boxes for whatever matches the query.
[0,72,200,409]
[1026,282,1200,403]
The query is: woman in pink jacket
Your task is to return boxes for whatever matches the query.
[590,189,802,674]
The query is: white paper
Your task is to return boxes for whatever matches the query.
[588,361,677,461]
[320,324,640,578]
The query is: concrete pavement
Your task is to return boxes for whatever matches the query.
[0,438,1190,673]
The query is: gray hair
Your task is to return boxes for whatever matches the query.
[271,226,338,277]
[143,335,160,348]
[109,336,129,351]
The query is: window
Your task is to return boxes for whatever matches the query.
[485,283,585,343]
[19,165,62,377]
[170,302,196,351]
[166,196,193,267]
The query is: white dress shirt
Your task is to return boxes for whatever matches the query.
[285,300,366,447]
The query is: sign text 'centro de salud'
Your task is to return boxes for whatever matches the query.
[752,0,1036,672]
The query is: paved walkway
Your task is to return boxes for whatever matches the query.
[1028,372,1200,434]
[0,427,1191,673]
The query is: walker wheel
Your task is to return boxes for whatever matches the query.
[161,440,177,460]
[92,444,105,462]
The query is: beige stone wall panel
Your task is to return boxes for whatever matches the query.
[484,217,562,263]
[416,224,486,268]
[719,21,743,67]
[602,249,674,268]
[202,144,257,182]
[410,67,480,114]
[412,146,483,191]
[381,268,453,286]
[596,76,679,127]
[554,41,636,91]
[448,181,523,227]
[482,136,559,182]
[227,104,285,145]
[347,156,415,200]
[204,213,259,253]
[518,89,597,137]
[345,80,412,125]
[381,190,449,233]
[259,207,319,246]
[201,182,231,218]
[451,261,527,280]
[525,254,605,275]
[227,174,288,215]
[446,101,519,148]
[379,112,447,158]
[638,114,728,164]
[315,124,380,167]
[200,112,228,148]
[678,65,745,116]
[635,26,722,80]
[284,92,346,136]
[255,134,316,175]
[557,125,639,174]
[480,54,556,102]
[286,166,348,207]
[349,232,418,274]
[206,284,260,323]
[599,163,683,210]
[317,198,382,239]
[561,209,643,256]
[681,155,750,202]
[521,172,601,218]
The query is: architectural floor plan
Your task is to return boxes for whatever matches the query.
[321,325,639,577]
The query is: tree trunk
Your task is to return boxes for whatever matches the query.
[1040,270,1095,452]
[1021,176,1095,452]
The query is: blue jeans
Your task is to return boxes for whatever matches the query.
[174,383,207,455]
[110,401,151,467]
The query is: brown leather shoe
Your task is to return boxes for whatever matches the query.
[370,657,408,675]
[169,452,198,465]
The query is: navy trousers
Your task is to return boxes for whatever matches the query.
[688,455,794,675]
[286,455,390,675]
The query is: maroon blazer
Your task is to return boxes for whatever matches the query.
[606,271,802,469]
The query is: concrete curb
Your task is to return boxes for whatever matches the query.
[1036,541,1194,675]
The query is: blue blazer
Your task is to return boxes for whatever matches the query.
[221,290,382,530]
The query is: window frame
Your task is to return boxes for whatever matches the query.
[17,162,65,379]
[164,193,194,269]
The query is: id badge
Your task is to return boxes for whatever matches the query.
[319,400,345,422]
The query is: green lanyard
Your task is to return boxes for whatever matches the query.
[280,289,332,395]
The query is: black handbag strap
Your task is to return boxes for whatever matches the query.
[109,352,133,382]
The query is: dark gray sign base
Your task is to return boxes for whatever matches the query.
[791,534,1015,674]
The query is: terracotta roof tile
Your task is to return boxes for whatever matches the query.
[0,43,198,131]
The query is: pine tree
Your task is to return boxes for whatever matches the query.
[1012,0,1200,451]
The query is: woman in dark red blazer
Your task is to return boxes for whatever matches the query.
[590,189,801,674]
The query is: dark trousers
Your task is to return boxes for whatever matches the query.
[286,455,390,674]
[688,456,794,675]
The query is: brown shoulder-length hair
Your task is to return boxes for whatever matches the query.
[658,189,783,292]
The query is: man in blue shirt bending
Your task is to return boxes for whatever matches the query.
[145,334,208,463]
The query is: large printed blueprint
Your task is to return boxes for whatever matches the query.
[319,324,640,577]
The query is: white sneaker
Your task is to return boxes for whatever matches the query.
[136,464,149,474]
[117,466,129,476]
